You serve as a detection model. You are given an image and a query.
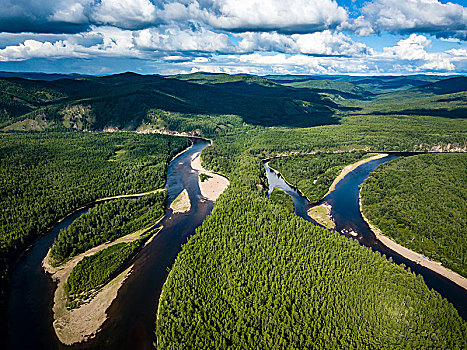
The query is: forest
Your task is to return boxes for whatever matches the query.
[360,153,467,278]
[269,188,294,213]
[0,131,189,334]
[65,240,142,309]
[1,72,466,347]
[268,151,370,202]
[157,148,467,349]
[50,192,166,265]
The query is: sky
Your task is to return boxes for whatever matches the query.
[0,0,466,76]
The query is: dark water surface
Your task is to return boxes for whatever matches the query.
[7,139,212,349]
[264,155,467,320]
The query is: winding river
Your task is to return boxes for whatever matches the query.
[7,143,466,349]
[264,155,467,320]
[7,138,212,350]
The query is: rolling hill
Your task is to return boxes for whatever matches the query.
[0,72,339,131]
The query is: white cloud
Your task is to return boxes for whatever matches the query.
[158,0,348,33]
[236,31,371,56]
[134,25,233,53]
[49,1,89,23]
[0,40,87,61]
[91,0,157,28]
[349,0,467,37]
[381,34,431,60]
[376,34,457,71]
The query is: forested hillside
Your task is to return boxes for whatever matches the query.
[361,153,467,277]
[3,73,463,133]
[361,77,467,118]
[0,72,338,130]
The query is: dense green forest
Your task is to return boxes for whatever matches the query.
[361,153,467,277]
[0,132,189,332]
[2,73,464,132]
[50,192,166,265]
[1,72,466,346]
[269,188,294,213]
[0,73,338,130]
[65,240,142,309]
[157,148,466,349]
[268,151,370,202]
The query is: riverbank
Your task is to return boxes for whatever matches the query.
[323,153,389,198]
[42,222,162,345]
[359,196,467,290]
[191,150,229,201]
[265,161,308,199]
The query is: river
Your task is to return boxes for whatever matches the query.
[264,155,467,320]
[7,144,466,349]
[7,138,212,350]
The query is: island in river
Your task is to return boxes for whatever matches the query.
[39,139,230,346]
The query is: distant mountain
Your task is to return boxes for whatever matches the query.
[0,72,339,131]
[265,75,316,84]
[331,75,450,94]
[169,72,277,87]
[2,72,464,132]
[363,76,467,118]
[282,79,373,100]
[415,76,467,95]
[268,74,452,94]
[0,71,91,81]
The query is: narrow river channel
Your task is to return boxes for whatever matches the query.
[7,138,212,350]
[264,155,467,320]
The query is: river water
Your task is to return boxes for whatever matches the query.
[264,155,467,320]
[7,144,466,349]
[7,138,212,350]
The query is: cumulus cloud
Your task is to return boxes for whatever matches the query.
[237,30,371,56]
[134,24,234,53]
[0,0,348,34]
[91,0,157,28]
[348,0,467,38]
[0,0,466,74]
[376,34,456,71]
[159,0,347,33]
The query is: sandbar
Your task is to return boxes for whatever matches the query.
[307,203,335,229]
[170,189,191,213]
[191,151,229,201]
[323,153,389,198]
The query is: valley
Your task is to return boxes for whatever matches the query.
[1,72,466,349]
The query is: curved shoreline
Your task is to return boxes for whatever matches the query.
[35,142,196,346]
[156,141,228,347]
[264,161,308,199]
[265,153,389,203]
[359,196,467,290]
[322,153,389,198]
[43,220,164,345]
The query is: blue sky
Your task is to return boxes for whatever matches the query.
[0,0,466,75]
